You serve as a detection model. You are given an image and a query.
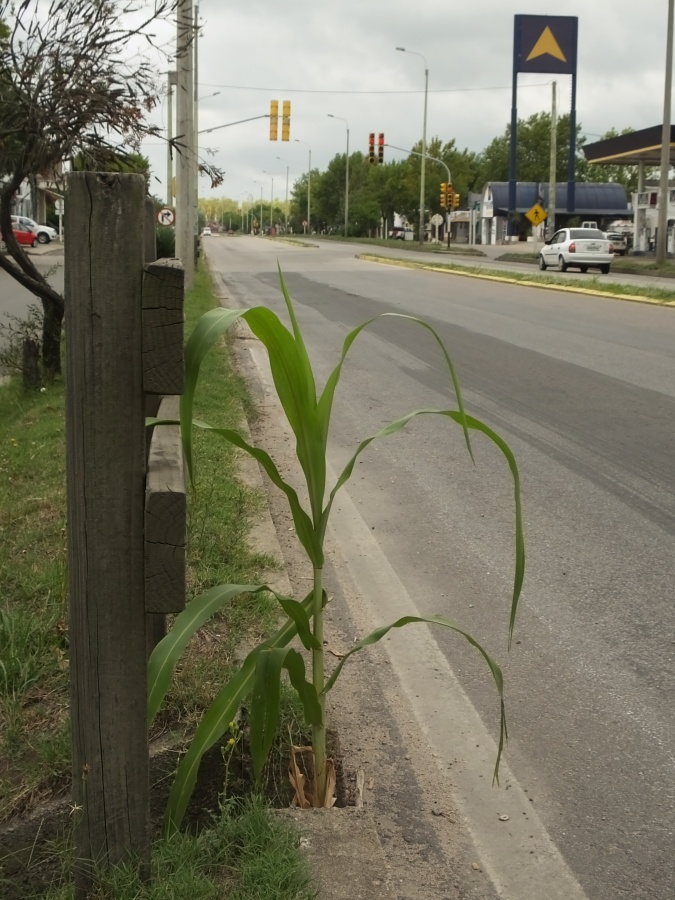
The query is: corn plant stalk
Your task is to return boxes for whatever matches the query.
[312,565,327,803]
[148,267,525,831]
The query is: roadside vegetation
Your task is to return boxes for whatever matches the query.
[0,263,314,898]
[358,253,675,304]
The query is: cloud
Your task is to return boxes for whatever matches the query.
[142,0,672,203]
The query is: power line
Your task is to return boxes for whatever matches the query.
[198,81,552,95]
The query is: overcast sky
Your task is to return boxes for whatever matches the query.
[142,0,672,205]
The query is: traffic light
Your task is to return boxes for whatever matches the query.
[269,100,278,141]
[453,192,460,208]
[378,133,384,164]
[368,133,375,163]
[282,100,291,141]
[446,183,453,207]
[440,183,447,207]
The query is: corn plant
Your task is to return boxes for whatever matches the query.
[148,269,524,835]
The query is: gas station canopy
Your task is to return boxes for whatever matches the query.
[583,125,675,167]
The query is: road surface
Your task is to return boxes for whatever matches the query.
[204,236,674,900]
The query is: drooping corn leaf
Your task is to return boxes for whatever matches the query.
[318,409,524,644]
[321,614,507,784]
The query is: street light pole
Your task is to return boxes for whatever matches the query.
[295,139,312,233]
[396,47,428,246]
[263,170,274,229]
[328,115,349,237]
[176,0,195,288]
[277,156,289,230]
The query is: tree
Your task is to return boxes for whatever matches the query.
[0,0,220,377]
[474,112,586,187]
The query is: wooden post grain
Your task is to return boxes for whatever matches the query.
[145,395,186,615]
[65,172,149,889]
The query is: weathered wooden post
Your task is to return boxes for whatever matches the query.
[142,255,186,652]
[65,172,149,891]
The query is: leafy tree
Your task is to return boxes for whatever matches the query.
[71,151,152,191]
[474,112,586,187]
[0,0,221,377]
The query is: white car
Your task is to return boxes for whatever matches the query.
[539,228,614,274]
[201,227,211,236]
[11,215,58,244]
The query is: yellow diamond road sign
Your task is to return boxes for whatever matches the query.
[525,203,547,226]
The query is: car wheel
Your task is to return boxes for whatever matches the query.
[599,264,610,275]
[37,232,49,244]
[557,255,568,272]
[580,266,588,273]
[538,255,547,270]
[31,238,37,248]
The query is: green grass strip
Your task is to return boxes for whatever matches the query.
[358,253,675,305]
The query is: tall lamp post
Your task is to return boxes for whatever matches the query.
[396,46,428,246]
[262,170,274,229]
[294,139,312,233]
[328,114,349,237]
[276,156,289,230]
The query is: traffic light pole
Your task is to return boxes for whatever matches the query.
[385,143,452,248]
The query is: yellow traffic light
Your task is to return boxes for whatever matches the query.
[282,100,291,141]
[453,192,460,208]
[440,182,447,208]
[270,100,278,141]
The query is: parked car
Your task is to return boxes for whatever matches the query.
[604,231,628,256]
[1,221,38,248]
[539,228,614,274]
[201,227,211,236]
[11,215,58,244]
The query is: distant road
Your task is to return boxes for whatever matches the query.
[0,252,64,365]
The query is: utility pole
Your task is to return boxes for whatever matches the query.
[193,2,200,238]
[657,0,675,263]
[166,71,177,207]
[547,81,557,239]
[176,0,195,288]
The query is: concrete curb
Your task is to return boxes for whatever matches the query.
[356,253,675,308]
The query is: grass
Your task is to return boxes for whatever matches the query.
[288,233,486,255]
[359,252,675,304]
[14,796,315,900]
[0,261,313,898]
[496,250,675,279]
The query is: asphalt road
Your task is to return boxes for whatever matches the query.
[0,251,64,367]
[208,236,674,899]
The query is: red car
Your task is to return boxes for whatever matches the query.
[0,223,38,248]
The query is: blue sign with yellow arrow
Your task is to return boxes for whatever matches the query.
[514,15,578,75]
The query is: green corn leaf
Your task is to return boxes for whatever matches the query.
[190,419,322,566]
[318,409,524,646]
[317,313,472,459]
[163,589,315,835]
[250,647,322,785]
[182,307,247,483]
[148,583,264,724]
[282,648,323,727]
[149,583,318,725]
[446,412,525,648]
[321,614,507,783]
[276,594,322,651]
[249,647,285,784]
[243,305,326,526]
